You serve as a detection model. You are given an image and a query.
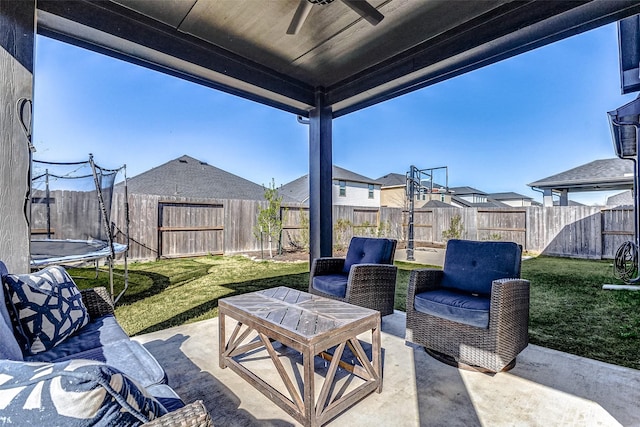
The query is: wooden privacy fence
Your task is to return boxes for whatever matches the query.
[111,193,307,260]
[106,193,638,260]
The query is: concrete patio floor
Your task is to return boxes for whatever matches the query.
[133,311,640,427]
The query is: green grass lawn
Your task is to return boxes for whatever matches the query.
[69,255,640,370]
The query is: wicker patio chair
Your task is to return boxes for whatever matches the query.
[405,239,530,372]
[309,237,398,316]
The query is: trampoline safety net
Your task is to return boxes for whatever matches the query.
[30,154,129,303]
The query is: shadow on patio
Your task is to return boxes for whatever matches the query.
[132,311,640,426]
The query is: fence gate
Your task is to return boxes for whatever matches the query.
[402,209,434,246]
[157,201,224,258]
[602,207,635,259]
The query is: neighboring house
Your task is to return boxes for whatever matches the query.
[489,192,534,207]
[607,190,633,207]
[126,154,271,200]
[449,186,488,204]
[447,187,508,208]
[528,158,634,207]
[279,165,381,207]
[553,200,585,207]
[377,172,451,208]
[423,200,456,208]
[377,173,406,208]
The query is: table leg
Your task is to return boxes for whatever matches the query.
[219,311,226,369]
[373,318,382,393]
[303,348,315,427]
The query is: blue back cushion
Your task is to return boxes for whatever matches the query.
[440,239,521,295]
[4,266,89,356]
[342,237,395,273]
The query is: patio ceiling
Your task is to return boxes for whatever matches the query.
[36,0,640,118]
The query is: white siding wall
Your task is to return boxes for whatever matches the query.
[500,199,533,207]
[333,180,380,207]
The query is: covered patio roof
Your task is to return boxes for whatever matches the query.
[528,158,635,206]
[37,1,640,118]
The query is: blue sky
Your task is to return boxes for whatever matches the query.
[33,22,636,205]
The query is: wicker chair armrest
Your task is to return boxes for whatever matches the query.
[347,263,398,295]
[489,278,531,324]
[309,257,346,290]
[406,268,443,310]
[80,287,115,318]
[490,278,530,303]
[143,400,212,427]
[311,257,345,275]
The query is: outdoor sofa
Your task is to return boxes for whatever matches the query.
[0,261,212,426]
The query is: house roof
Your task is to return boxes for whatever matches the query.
[126,155,269,200]
[528,158,634,193]
[606,190,633,207]
[377,173,406,188]
[422,200,456,208]
[333,166,381,185]
[278,175,310,204]
[279,165,379,203]
[36,1,640,118]
[450,186,488,196]
[489,192,533,201]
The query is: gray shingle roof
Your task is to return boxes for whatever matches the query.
[607,190,633,207]
[449,186,487,196]
[333,166,381,185]
[377,173,406,187]
[528,158,634,191]
[422,200,456,208]
[278,174,309,203]
[126,155,268,200]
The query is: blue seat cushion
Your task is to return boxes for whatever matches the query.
[414,289,490,328]
[312,274,348,298]
[343,237,395,273]
[23,315,129,361]
[26,337,168,388]
[440,239,521,295]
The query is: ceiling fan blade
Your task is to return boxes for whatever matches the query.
[340,0,384,26]
[287,0,314,35]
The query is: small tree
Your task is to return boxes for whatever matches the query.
[442,214,464,242]
[333,218,352,252]
[254,179,284,258]
[298,211,310,251]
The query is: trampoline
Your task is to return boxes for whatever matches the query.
[30,155,130,303]
[30,239,128,267]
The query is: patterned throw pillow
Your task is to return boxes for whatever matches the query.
[3,266,90,356]
[0,359,168,426]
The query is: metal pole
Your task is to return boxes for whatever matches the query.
[45,169,51,239]
[407,165,415,261]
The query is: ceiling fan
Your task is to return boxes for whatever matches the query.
[287,0,384,35]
